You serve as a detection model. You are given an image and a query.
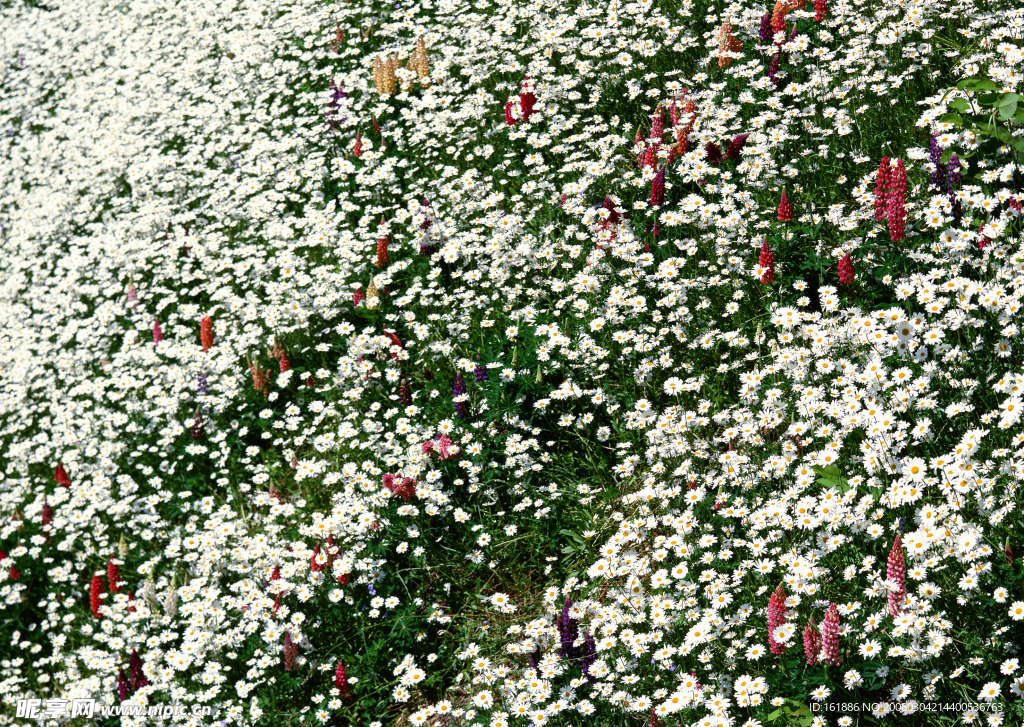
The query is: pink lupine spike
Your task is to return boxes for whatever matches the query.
[874,156,891,222]
[887,534,907,617]
[767,583,788,655]
[837,252,854,285]
[803,616,822,665]
[821,602,841,665]
[153,319,164,345]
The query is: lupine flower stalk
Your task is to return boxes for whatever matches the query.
[759,239,776,283]
[777,190,792,222]
[153,319,164,345]
[55,463,71,488]
[814,0,827,21]
[803,617,822,665]
[91,573,105,618]
[767,584,787,654]
[821,602,841,665]
[838,253,854,285]
[874,156,891,221]
[200,316,213,352]
[887,158,908,242]
[335,661,349,697]
[650,168,665,207]
[108,556,121,593]
[887,534,907,616]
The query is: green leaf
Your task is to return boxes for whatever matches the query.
[938,113,964,127]
[764,708,783,723]
[947,98,970,113]
[958,75,1000,92]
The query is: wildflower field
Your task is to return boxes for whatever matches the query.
[4,0,1024,724]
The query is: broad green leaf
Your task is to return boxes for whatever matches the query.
[958,75,1000,92]
[947,98,970,113]
[938,113,964,126]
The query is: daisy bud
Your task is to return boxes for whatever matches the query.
[776,190,793,222]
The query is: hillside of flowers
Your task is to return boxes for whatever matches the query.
[3,0,1024,724]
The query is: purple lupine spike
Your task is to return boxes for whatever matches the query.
[130,648,148,691]
[759,13,773,44]
[197,370,209,396]
[767,53,782,87]
[453,371,468,419]
[474,357,488,383]
[117,668,131,703]
[929,135,946,190]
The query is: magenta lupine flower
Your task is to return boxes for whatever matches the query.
[152,319,164,345]
[353,287,365,307]
[821,602,841,665]
[874,156,891,222]
[887,158,907,242]
[335,661,350,697]
[705,141,722,165]
[650,168,665,207]
[283,632,297,671]
[504,99,515,126]
[929,134,946,190]
[837,253,854,285]
[767,584,788,655]
[130,648,149,691]
[725,133,748,160]
[759,13,773,44]
[803,617,822,665]
[887,534,907,616]
[519,78,536,122]
[127,285,138,308]
[759,239,776,284]
[117,668,131,703]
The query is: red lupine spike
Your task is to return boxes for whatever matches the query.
[335,661,350,697]
[42,498,53,528]
[887,158,908,242]
[108,556,121,594]
[353,130,363,158]
[271,565,281,581]
[283,632,297,671]
[55,463,71,488]
[776,190,793,222]
[278,349,291,373]
[874,156,891,222]
[504,100,516,126]
[837,252,854,285]
[152,319,164,345]
[353,287,365,307]
[519,78,536,122]
[90,574,105,619]
[758,239,776,283]
[814,0,827,21]
[376,231,389,269]
[199,316,214,352]
[127,592,136,613]
[8,563,19,580]
[372,116,381,135]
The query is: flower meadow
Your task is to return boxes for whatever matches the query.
[4,0,1024,724]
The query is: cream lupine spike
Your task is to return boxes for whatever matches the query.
[384,56,399,95]
[366,279,380,309]
[414,35,429,86]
